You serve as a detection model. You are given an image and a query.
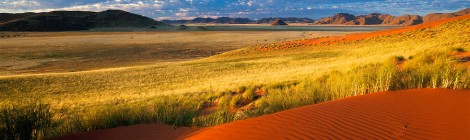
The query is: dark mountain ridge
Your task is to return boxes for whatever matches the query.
[161,17,314,24]
[0,10,166,31]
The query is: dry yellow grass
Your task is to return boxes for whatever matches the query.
[0,31,347,75]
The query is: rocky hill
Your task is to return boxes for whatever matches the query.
[0,10,166,31]
[313,13,356,25]
[314,8,469,26]
[313,13,422,26]
[270,19,288,25]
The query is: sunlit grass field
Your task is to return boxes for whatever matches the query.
[0,31,344,75]
[0,18,469,139]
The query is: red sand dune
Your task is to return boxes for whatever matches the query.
[56,89,470,140]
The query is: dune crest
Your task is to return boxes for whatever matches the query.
[188,89,470,140]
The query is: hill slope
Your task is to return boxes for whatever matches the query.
[423,8,470,22]
[0,10,166,31]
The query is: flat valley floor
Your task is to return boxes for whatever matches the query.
[0,31,349,75]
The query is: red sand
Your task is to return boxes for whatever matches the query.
[189,89,470,140]
[56,89,470,140]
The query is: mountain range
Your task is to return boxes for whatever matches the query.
[163,8,469,26]
[314,8,469,26]
[0,10,166,31]
[0,8,468,31]
[160,17,314,24]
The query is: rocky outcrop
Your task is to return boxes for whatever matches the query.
[270,19,288,25]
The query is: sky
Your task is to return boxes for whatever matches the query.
[0,0,469,20]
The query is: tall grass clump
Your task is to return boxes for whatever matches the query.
[0,101,53,140]
[395,50,469,89]
[247,49,469,117]
[50,94,203,137]
[192,109,235,127]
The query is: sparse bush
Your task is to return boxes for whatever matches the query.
[454,47,466,52]
[0,101,53,140]
[394,55,405,62]
[237,86,247,93]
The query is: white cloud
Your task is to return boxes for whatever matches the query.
[10,0,40,7]
[0,0,41,13]
[1,0,468,20]
[28,1,164,13]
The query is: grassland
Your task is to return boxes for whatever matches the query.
[0,17,469,139]
[0,31,345,75]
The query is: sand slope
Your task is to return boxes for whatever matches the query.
[55,89,469,139]
[189,89,470,140]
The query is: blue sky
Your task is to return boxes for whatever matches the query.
[0,0,468,20]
